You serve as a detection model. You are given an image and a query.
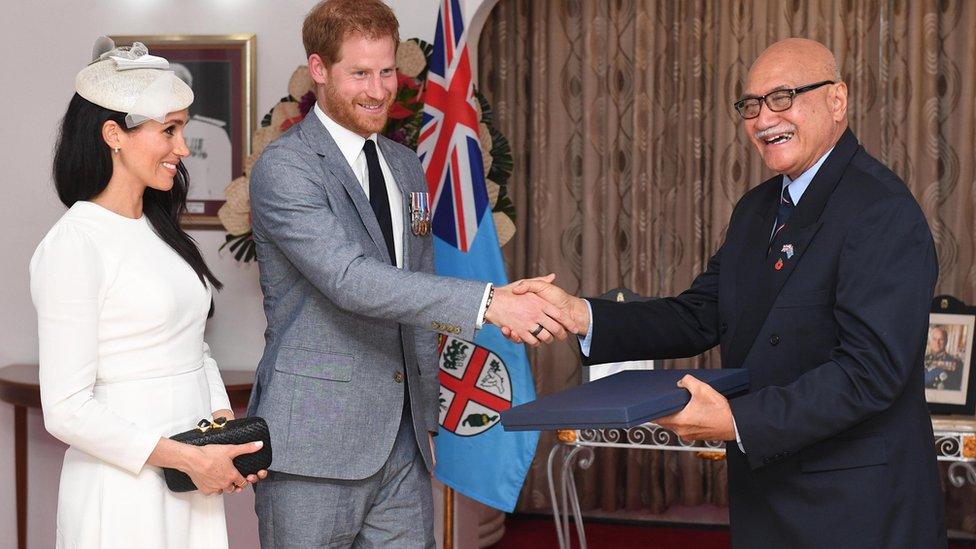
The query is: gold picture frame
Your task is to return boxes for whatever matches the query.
[111,34,256,229]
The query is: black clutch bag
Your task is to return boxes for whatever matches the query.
[162,416,273,492]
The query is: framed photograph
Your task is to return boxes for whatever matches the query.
[925,295,976,415]
[111,34,256,229]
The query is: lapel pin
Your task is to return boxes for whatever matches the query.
[410,191,431,236]
[781,244,794,259]
[774,258,784,271]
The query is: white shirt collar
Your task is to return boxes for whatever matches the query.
[313,102,377,167]
[782,147,833,205]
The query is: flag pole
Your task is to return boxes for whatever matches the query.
[443,485,455,549]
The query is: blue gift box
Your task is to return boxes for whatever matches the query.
[500,369,749,431]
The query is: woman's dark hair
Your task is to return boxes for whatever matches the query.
[52,93,222,290]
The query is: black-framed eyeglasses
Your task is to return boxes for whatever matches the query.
[733,80,835,119]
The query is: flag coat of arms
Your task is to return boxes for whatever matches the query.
[417,0,539,512]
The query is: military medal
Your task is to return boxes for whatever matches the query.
[774,258,784,270]
[781,244,794,259]
[410,192,431,236]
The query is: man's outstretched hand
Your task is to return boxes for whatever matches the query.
[495,276,591,345]
[484,274,581,346]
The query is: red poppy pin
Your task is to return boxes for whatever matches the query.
[774,258,784,270]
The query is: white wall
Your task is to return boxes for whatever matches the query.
[0,1,490,547]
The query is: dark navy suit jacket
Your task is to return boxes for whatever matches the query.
[584,130,946,548]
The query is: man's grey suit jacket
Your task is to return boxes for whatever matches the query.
[246,114,486,480]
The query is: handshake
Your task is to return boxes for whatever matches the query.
[483,274,590,346]
[483,273,738,442]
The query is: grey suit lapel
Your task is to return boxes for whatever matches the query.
[299,115,389,260]
[378,137,420,270]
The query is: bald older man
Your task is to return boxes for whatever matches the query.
[517,38,947,547]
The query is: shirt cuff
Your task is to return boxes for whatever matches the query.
[475,283,493,329]
[577,299,594,357]
[733,414,745,453]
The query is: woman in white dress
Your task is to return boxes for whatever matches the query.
[30,39,266,548]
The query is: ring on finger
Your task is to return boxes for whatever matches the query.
[530,323,545,337]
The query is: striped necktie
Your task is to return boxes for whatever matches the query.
[771,184,794,244]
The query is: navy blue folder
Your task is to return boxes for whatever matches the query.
[500,369,749,431]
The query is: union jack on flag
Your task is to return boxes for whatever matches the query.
[417,0,490,253]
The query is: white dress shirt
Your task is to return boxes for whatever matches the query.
[314,104,404,268]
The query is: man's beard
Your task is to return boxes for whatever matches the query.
[321,81,391,136]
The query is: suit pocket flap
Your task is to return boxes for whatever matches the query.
[775,289,832,308]
[801,435,886,473]
[274,346,354,381]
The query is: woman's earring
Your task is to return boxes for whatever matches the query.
[113,147,120,154]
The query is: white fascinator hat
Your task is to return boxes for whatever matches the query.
[75,36,193,128]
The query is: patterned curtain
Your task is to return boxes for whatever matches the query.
[477,0,976,531]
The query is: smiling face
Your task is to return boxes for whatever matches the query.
[107,109,191,192]
[741,39,848,179]
[310,32,397,137]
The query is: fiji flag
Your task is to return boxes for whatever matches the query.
[417,0,539,512]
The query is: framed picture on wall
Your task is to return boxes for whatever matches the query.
[925,295,976,415]
[110,34,256,229]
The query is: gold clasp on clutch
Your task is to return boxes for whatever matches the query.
[196,417,228,433]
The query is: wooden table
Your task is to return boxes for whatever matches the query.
[0,364,255,549]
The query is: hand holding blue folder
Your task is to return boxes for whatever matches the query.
[500,369,749,432]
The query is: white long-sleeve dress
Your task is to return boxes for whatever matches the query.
[30,201,232,549]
